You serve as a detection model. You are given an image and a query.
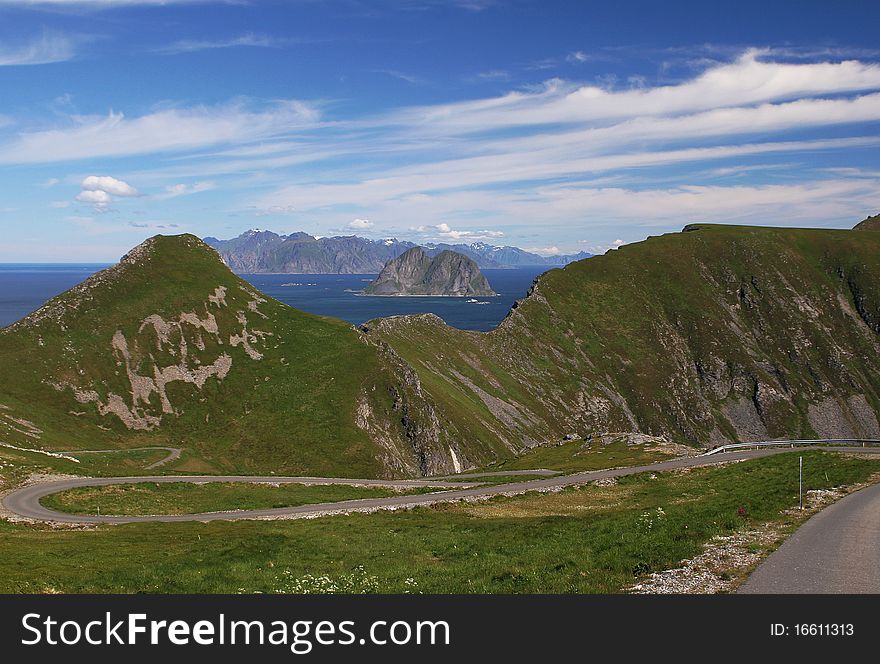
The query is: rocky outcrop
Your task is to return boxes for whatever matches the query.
[854,214,880,231]
[365,248,496,296]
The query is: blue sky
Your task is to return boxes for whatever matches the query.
[0,0,878,261]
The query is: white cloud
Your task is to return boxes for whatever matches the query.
[371,69,425,85]
[159,33,289,55]
[0,100,319,164]
[0,31,80,66]
[566,51,589,63]
[6,49,880,250]
[82,175,139,197]
[578,239,629,254]
[254,205,297,217]
[433,223,504,241]
[237,54,880,234]
[526,246,561,255]
[472,70,511,81]
[158,181,215,199]
[128,221,181,230]
[382,50,880,134]
[75,189,111,206]
[348,218,374,229]
[255,135,880,215]
[74,175,139,210]
[521,180,880,228]
[407,223,504,242]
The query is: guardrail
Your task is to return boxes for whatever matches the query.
[702,439,880,456]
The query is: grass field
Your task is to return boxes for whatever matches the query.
[1,450,876,594]
[478,439,674,473]
[41,482,429,516]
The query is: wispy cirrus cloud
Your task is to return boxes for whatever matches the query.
[240,51,880,243]
[3,49,880,250]
[0,30,83,65]
[0,0,220,7]
[370,69,425,85]
[156,181,215,199]
[158,33,296,55]
[0,99,320,164]
[377,51,880,135]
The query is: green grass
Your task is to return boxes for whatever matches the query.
[1,450,875,594]
[4,224,880,481]
[0,234,434,479]
[371,224,880,453]
[479,439,673,474]
[41,481,427,516]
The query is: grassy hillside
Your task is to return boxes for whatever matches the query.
[368,224,880,458]
[854,213,880,231]
[0,235,467,478]
[4,223,880,479]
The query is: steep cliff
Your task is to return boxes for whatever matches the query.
[368,223,880,459]
[365,248,496,296]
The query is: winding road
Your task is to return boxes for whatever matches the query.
[6,446,878,525]
[67,446,183,469]
[739,481,880,593]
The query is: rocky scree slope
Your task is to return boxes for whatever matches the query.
[365,248,496,297]
[365,223,880,456]
[0,235,472,478]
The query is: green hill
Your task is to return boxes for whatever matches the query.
[0,235,469,478]
[854,213,880,231]
[366,224,880,457]
[4,223,880,479]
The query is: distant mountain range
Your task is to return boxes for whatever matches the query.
[203,229,592,273]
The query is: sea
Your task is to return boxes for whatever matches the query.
[0,264,551,332]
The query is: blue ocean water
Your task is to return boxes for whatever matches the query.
[0,265,550,331]
[0,264,111,328]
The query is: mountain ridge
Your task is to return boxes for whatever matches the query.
[204,229,591,273]
[3,221,880,479]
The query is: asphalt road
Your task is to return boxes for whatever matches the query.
[7,446,876,525]
[739,481,880,593]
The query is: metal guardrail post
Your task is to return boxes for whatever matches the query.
[799,456,803,511]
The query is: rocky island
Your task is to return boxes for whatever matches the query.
[364,247,497,296]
